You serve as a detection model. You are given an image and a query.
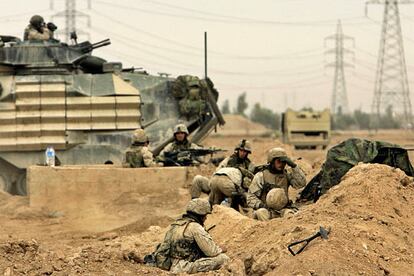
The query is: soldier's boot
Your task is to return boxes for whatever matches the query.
[188,253,229,273]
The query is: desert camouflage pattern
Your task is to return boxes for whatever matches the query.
[217,153,255,173]
[191,175,210,199]
[124,146,156,168]
[247,166,306,220]
[24,26,52,41]
[166,216,228,274]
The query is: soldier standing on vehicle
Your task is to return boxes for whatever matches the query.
[191,139,255,199]
[145,198,229,274]
[247,147,306,221]
[124,128,158,168]
[24,15,57,41]
[158,123,201,164]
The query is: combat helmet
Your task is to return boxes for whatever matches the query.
[266,188,288,210]
[174,123,189,135]
[186,198,212,216]
[30,15,44,28]
[235,139,252,153]
[132,128,149,143]
[267,147,287,163]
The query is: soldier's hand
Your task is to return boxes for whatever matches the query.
[257,201,266,209]
[220,245,228,253]
[242,177,252,189]
[47,22,57,32]
[279,156,297,168]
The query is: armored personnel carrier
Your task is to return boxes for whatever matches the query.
[281,108,330,150]
[0,35,224,195]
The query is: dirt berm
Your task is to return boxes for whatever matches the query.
[1,163,413,275]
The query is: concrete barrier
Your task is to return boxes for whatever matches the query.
[27,165,194,232]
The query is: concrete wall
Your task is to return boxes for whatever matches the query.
[27,165,194,232]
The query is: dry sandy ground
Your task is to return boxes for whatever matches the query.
[1,130,414,275]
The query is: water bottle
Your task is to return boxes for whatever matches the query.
[45,146,55,167]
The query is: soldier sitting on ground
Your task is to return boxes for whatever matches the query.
[24,15,57,41]
[247,147,306,221]
[191,139,255,202]
[124,128,159,168]
[157,123,202,165]
[144,198,229,274]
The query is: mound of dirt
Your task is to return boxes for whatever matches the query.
[1,164,413,275]
[213,114,273,137]
[204,163,414,275]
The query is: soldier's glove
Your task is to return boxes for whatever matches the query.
[279,156,297,168]
[242,177,252,189]
[47,22,58,32]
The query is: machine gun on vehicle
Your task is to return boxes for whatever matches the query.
[162,148,226,167]
[73,38,111,53]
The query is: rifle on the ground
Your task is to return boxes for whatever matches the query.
[162,148,227,166]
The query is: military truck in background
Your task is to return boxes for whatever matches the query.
[0,35,224,195]
[281,108,331,150]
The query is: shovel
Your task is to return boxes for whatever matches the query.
[288,226,330,256]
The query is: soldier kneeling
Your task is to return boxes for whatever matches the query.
[247,147,306,221]
[145,199,229,274]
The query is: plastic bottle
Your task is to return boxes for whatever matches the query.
[45,146,55,167]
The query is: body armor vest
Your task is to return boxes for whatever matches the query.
[261,169,289,202]
[170,139,192,151]
[226,154,251,170]
[169,217,204,262]
[125,146,144,168]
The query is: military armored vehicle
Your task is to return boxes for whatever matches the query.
[281,108,330,149]
[0,35,224,195]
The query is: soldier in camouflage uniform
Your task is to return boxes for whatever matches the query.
[247,147,306,221]
[148,198,229,274]
[190,139,254,199]
[158,123,201,164]
[24,15,57,41]
[124,128,158,168]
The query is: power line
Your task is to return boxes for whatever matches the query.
[325,20,352,114]
[95,0,379,27]
[367,0,413,127]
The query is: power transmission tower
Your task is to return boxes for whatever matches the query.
[325,20,353,115]
[50,0,91,42]
[366,0,413,128]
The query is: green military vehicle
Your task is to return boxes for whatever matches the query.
[0,35,224,195]
[281,108,331,149]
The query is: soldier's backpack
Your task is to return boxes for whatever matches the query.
[144,225,176,271]
[144,241,172,271]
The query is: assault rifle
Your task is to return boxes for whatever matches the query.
[162,148,226,167]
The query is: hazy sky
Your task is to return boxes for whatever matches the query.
[2,0,414,113]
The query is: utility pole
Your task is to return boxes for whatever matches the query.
[366,0,413,128]
[50,0,91,42]
[325,20,353,115]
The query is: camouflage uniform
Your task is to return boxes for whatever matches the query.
[24,26,52,41]
[124,145,156,168]
[208,167,247,205]
[151,199,229,274]
[158,124,202,163]
[191,139,254,199]
[23,15,53,41]
[124,128,157,168]
[247,148,306,221]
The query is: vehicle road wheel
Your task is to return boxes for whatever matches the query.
[15,171,27,196]
[0,174,11,193]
